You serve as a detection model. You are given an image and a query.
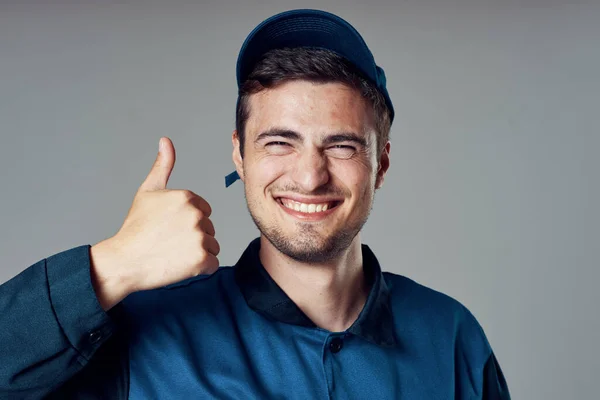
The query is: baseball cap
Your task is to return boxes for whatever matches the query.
[225,9,394,187]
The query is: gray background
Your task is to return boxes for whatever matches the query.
[1,0,598,399]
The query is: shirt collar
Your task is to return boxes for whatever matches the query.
[233,237,398,347]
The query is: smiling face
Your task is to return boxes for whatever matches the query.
[232,80,390,263]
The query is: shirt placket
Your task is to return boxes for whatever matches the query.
[321,333,348,399]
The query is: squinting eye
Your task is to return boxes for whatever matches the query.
[266,141,290,146]
[265,141,293,155]
[327,145,356,158]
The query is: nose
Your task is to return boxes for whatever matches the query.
[291,147,330,192]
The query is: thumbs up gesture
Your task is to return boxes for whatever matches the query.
[90,137,220,310]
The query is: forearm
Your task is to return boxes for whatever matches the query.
[0,245,117,398]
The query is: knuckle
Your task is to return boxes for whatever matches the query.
[169,190,185,203]
[191,248,207,268]
[196,248,208,262]
[173,189,195,203]
[193,229,206,243]
[181,189,195,201]
[189,207,204,221]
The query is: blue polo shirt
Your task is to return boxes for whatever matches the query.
[120,238,510,399]
[0,238,510,398]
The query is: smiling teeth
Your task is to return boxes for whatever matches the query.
[281,199,331,213]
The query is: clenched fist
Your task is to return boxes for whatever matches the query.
[90,137,220,310]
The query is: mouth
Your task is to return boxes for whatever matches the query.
[275,197,342,219]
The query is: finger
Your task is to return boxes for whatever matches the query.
[202,234,221,256]
[139,137,176,192]
[202,253,220,274]
[190,195,212,218]
[199,217,216,237]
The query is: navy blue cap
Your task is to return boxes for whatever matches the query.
[227,9,394,187]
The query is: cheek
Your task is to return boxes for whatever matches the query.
[331,161,375,195]
[246,156,287,188]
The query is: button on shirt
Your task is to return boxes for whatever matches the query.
[120,238,510,399]
[329,336,344,353]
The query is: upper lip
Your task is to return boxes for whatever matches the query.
[273,194,344,204]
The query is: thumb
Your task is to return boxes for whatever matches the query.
[139,137,176,192]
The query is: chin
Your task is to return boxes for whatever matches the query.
[261,222,358,263]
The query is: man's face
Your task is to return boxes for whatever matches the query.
[232,80,390,263]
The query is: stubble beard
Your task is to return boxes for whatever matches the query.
[245,191,374,264]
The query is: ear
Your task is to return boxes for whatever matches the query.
[232,130,245,182]
[375,141,390,189]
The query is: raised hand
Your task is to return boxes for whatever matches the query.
[90,137,220,310]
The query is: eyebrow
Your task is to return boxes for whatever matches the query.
[322,133,367,148]
[255,128,368,147]
[255,129,301,143]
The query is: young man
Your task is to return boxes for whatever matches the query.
[0,9,510,399]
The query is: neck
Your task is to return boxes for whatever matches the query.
[259,235,369,332]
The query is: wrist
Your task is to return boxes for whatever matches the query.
[90,237,132,311]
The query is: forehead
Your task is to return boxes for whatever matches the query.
[245,80,374,138]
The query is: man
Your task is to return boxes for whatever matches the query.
[0,9,510,399]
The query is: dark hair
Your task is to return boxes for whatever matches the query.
[235,47,392,158]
